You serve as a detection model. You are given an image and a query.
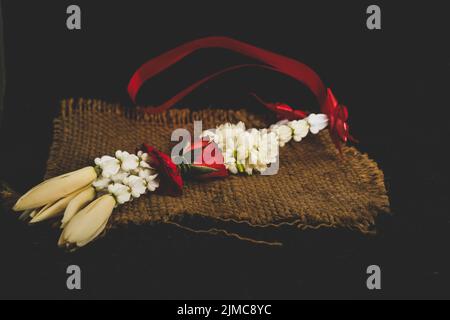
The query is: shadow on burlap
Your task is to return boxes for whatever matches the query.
[44,98,390,244]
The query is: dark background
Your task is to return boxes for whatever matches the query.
[0,0,449,299]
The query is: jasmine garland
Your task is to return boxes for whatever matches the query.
[93,150,159,204]
[201,113,329,175]
[10,36,356,250]
[12,114,329,249]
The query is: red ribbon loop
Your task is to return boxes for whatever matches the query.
[128,36,353,149]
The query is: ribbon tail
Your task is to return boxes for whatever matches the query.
[250,93,308,120]
[348,134,359,143]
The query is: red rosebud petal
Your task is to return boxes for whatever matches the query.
[183,140,229,180]
[141,144,183,196]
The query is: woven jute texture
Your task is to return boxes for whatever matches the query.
[45,99,390,239]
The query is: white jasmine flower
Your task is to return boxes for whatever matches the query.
[200,129,219,144]
[108,183,132,205]
[245,164,254,176]
[137,151,148,161]
[236,121,246,132]
[236,131,251,163]
[249,148,259,165]
[255,162,271,173]
[115,150,139,172]
[139,160,152,169]
[227,163,238,175]
[138,168,152,179]
[92,176,111,191]
[110,170,130,183]
[123,175,147,198]
[203,121,284,175]
[216,122,246,148]
[223,149,237,165]
[247,128,260,143]
[307,114,329,134]
[258,131,279,165]
[237,128,264,167]
[289,119,310,142]
[145,175,159,192]
[219,121,245,137]
[95,155,120,178]
[137,169,159,192]
[271,123,293,147]
[137,151,152,169]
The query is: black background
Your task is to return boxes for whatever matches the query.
[0,0,449,300]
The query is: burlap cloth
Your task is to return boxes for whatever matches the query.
[45,99,390,242]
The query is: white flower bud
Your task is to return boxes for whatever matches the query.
[13,167,97,212]
[58,195,116,248]
[274,124,293,147]
[289,119,310,142]
[307,114,329,134]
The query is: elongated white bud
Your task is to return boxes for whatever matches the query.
[30,209,39,218]
[18,209,34,221]
[13,167,97,212]
[29,186,89,224]
[61,186,96,228]
[58,194,116,248]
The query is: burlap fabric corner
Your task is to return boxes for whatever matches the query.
[45,99,390,241]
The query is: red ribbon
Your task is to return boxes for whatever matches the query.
[128,36,353,150]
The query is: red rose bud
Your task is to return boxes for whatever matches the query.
[181,140,229,180]
[141,144,183,196]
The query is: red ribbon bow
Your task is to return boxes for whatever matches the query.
[128,36,354,150]
[322,88,357,149]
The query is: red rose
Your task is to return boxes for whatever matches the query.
[141,144,183,196]
[183,140,229,180]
